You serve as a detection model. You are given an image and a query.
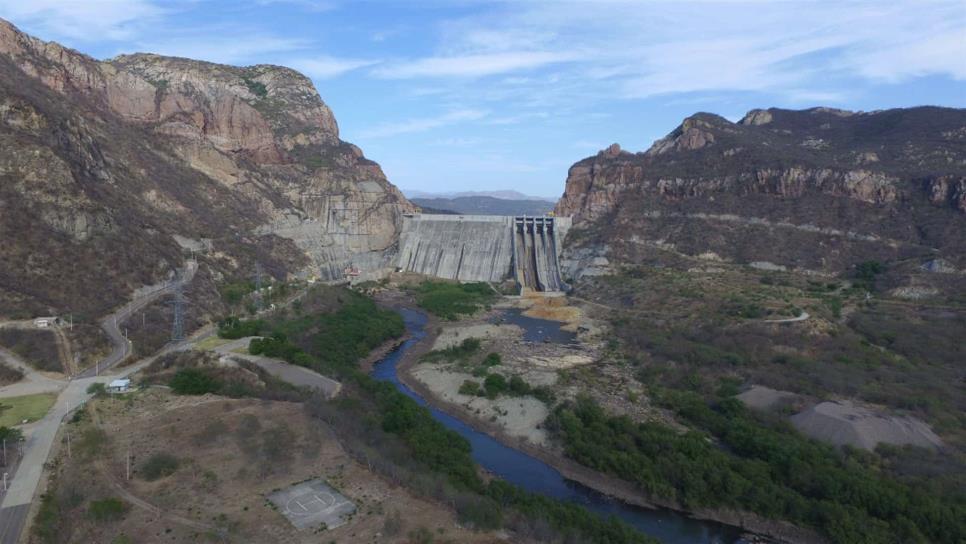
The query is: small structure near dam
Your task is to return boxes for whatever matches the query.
[394,214,571,292]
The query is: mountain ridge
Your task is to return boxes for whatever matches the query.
[556,106,966,275]
[0,18,412,319]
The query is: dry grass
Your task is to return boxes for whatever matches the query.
[44,391,500,544]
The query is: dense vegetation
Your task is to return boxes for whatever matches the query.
[218,287,405,378]
[312,376,656,544]
[412,281,495,320]
[547,394,966,544]
[169,368,221,395]
[259,289,404,377]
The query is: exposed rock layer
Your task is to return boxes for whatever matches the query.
[0,19,412,318]
[556,108,966,272]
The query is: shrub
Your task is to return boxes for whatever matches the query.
[483,373,507,398]
[217,317,263,339]
[458,380,481,396]
[508,375,531,396]
[422,338,481,363]
[219,282,255,305]
[482,352,501,367]
[140,452,179,481]
[86,382,106,397]
[88,498,127,522]
[169,368,220,395]
[242,76,268,98]
[0,426,23,442]
[531,385,556,404]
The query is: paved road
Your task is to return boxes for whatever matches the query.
[0,260,197,543]
[0,505,26,544]
[0,348,64,397]
[78,261,196,379]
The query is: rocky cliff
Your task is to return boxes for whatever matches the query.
[0,19,412,318]
[556,107,966,274]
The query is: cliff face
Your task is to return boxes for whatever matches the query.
[0,19,412,318]
[556,107,966,273]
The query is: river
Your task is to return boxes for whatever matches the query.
[371,307,743,544]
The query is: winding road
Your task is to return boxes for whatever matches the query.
[0,261,197,544]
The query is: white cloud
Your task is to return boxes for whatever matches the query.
[394,1,966,104]
[291,56,379,79]
[0,0,164,41]
[359,109,488,138]
[372,51,578,79]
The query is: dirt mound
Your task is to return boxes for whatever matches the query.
[791,400,943,451]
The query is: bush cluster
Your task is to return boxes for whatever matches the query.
[413,281,495,320]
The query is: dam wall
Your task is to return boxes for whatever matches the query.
[395,214,571,291]
[395,215,515,282]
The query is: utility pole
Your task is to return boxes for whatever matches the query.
[254,262,264,313]
[66,431,71,458]
[126,449,131,481]
[171,274,185,343]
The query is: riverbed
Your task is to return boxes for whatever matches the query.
[372,307,742,544]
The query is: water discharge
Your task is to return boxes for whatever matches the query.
[372,308,742,544]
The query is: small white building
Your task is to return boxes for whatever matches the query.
[107,379,131,393]
[34,316,59,328]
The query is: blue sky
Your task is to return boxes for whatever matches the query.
[2,1,964,198]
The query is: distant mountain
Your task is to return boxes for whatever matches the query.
[412,196,554,216]
[406,189,556,202]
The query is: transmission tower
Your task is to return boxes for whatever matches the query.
[171,274,185,342]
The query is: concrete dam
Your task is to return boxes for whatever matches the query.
[394,214,571,292]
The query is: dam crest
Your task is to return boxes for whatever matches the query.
[394,214,571,292]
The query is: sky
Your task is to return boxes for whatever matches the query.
[1,1,964,199]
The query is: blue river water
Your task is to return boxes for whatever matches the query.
[371,308,742,544]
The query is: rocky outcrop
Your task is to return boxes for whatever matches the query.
[556,107,966,272]
[0,18,411,318]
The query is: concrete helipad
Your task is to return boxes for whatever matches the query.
[268,479,356,530]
